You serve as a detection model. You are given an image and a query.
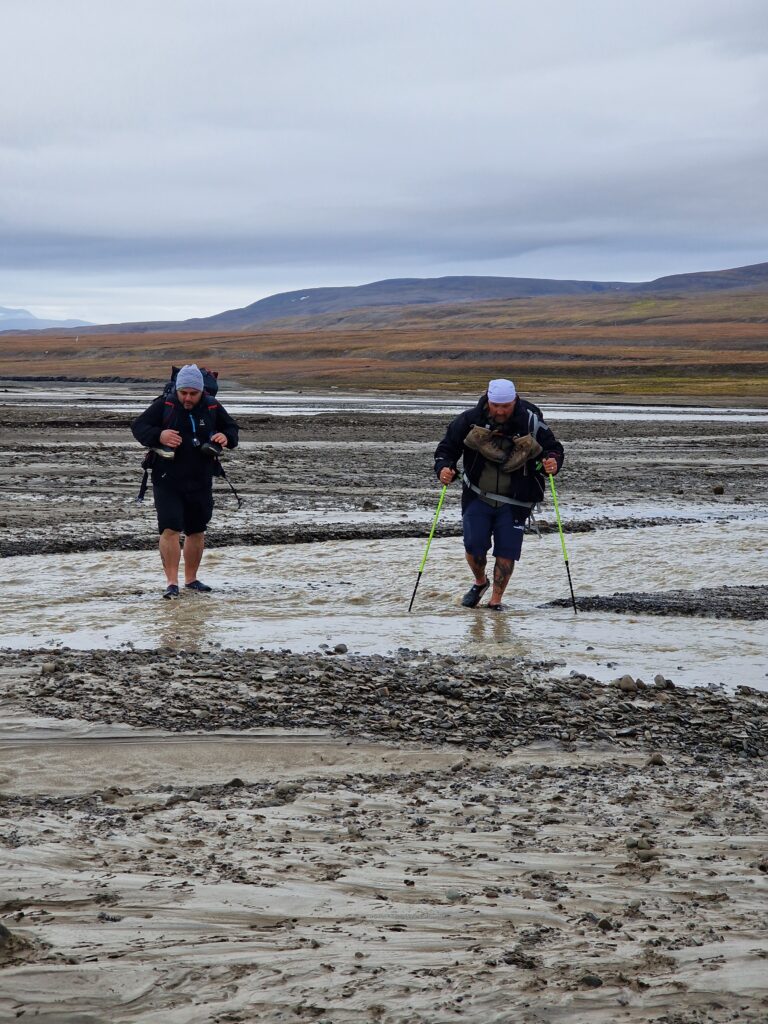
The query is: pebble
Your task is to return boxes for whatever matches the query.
[636,849,660,862]
[580,973,603,987]
[646,753,666,767]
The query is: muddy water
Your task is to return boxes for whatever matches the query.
[3,520,766,690]
[3,383,767,420]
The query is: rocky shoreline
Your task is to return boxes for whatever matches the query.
[548,584,768,621]
[6,647,768,758]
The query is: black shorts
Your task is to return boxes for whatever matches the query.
[153,485,214,535]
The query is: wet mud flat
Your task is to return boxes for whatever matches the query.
[1,650,768,1023]
[2,394,768,1021]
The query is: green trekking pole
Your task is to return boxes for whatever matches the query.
[408,485,447,612]
[547,471,577,614]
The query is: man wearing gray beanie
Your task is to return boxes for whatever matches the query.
[132,364,239,599]
[434,378,564,610]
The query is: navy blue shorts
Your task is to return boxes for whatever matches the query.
[463,498,526,561]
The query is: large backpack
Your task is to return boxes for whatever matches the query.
[166,364,219,397]
[135,366,242,507]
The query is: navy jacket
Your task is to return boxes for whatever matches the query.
[132,393,239,493]
[434,394,564,512]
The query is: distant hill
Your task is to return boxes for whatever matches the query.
[3,261,768,337]
[179,275,635,330]
[2,263,766,399]
[65,260,768,334]
[0,305,92,332]
[158,261,768,331]
[634,262,768,294]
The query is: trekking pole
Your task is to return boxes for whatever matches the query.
[408,485,447,612]
[547,471,577,614]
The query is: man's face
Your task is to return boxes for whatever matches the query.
[177,387,202,410]
[488,399,516,423]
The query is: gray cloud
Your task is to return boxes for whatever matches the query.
[2,0,767,320]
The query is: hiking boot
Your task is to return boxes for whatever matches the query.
[200,441,223,458]
[152,444,175,459]
[461,579,490,607]
[185,580,213,593]
[162,584,180,600]
[463,425,505,463]
[500,433,543,473]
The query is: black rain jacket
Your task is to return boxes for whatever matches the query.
[434,394,565,513]
[131,392,239,493]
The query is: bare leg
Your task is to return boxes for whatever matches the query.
[490,557,514,605]
[465,551,488,585]
[159,529,181,586]
[183,532,205,584]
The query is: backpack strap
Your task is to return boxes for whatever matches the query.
[162,398,177,430]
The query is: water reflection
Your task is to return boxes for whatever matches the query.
[155,591,218,651]
[468,608,519,650]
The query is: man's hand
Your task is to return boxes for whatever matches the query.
[438,467,457,485]
[542,457,558,475]
[159,429,182,448]
[211,432,228,447]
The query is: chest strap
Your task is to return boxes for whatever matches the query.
[462,472,535,510]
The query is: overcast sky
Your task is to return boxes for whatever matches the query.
[2,0,767,323]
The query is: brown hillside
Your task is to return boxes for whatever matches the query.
[2,289,767,398]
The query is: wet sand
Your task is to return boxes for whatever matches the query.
[1,391,768,1022]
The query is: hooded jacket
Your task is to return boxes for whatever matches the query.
[434,394,564,513]
[132,392,239,493]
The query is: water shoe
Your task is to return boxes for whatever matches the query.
[201,441,223,457]
[162,584,180,600]
[461,580,489,607]
[185,580,213,593]
[152,445,176,459]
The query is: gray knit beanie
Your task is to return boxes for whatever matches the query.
[175,364,204,391]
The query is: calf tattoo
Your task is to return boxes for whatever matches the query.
[466,553,487,580]
[493,558,514,593]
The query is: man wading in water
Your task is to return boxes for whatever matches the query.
[132,364,239,599]
[434,378,564,609]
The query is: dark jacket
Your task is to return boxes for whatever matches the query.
[132,393,239,493]
[434,394,564,512]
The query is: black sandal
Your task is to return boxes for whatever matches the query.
[461,579,489,607]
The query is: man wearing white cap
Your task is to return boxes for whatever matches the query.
[434,378,563,609]
[132,364,239,599]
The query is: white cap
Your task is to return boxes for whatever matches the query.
[487,378,517,403]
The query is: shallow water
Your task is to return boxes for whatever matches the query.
[2,384,767,421]
[3,520,766,691]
